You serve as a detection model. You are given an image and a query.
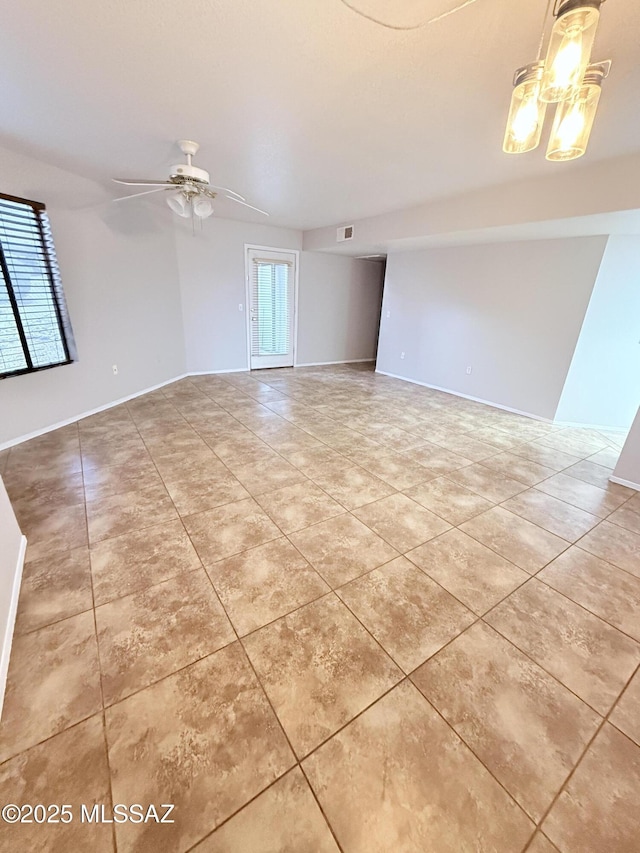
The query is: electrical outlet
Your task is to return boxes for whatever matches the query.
[112,364,118,375]
[386,311,391,318]
[466,366,472,375]
[400,352,405,360]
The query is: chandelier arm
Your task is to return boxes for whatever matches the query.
[338,0,481,31]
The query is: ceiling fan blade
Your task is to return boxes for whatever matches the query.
[225,196,269,216]
[112,178,175,187]
[112,187,170,202]
[208,185,246,201]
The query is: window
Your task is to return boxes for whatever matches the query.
[0,192,76,379]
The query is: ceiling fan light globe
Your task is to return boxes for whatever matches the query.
[193,197,214,219]
[166,193,191,218]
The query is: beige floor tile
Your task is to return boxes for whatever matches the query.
[4,469,85,518]
[184,498,281,564]
[82,459,163,501]
[542,724,640,853]
[289,513,398,587]
[536,472,627,517]
[401,442,474,474]
[539,547,640,641]
[193,767,339,852]
[0,715,114,853]
[353,493,450,552]
[0,611,101,762]
[608,505,640,535]
[431,433,500,462]
[482,451,557,486]
[81,437,151,472]
[565,459,631,492]
[206,538,329,635]
[449,463,527,503]
[610,668,640,746]
[337,556,474,672]
[164,470,250,516]
[21,502,88,563]
[244,595,401,756]
[303,680,533,853]
[413,622,600,821]
[256,480,344,533]
[587,445,622,468]
[285,446,353,478]
[312,465,396,510]
[404,476,493,525]
[511,443,582,471]
[536,432,607,458]
[502,489,600,542]
[466,426,528,452]
[578,520,640,578]
[350,448,436,490]
[86,482,178,543]
[526,833,561,853]
[106,643,295,852]
[486,579,640,714]
[15,546,93,635]
[460,506,569,573]
[90,518,201,605]
[407,528,528,614]
[96,569,235,705]
[232,457,307,495]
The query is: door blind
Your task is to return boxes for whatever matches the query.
[250,258,293,357]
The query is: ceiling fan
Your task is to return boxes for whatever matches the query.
[112,140,269,220]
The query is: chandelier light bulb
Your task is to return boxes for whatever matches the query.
[546,60,609,161]
[503,63,547,154]
[541,0,602,103]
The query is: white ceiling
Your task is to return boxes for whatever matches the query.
[1,0,638,229]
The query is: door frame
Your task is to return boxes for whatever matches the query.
[244,244,300,371]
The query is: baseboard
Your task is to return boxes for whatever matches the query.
[0,534,27,720]
[189,368,248,375]
[294,359,375,367]
[609,476,640,492]
[0,373,189,451]
[375,370,552,423]
[552,419,629,433]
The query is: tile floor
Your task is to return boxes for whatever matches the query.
[0,363,639,852]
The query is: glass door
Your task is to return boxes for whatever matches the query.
[246,248,296,369]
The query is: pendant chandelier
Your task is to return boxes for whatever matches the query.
[503,0,611,162]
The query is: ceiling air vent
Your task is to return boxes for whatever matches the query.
[337,225,354,242]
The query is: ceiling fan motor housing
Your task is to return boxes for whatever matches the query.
[169,163,211,184]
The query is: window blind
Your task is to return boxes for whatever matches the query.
[250,258,293,357]
[0,193,76,379]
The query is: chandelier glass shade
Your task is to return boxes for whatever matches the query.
[541,1,601,102]
[503,0,609,162]
[503,63,547,154]
[546,62,606,160]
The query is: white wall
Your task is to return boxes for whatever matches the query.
[296,254,383,365]
[176,219,383,372]
[0,145,186,446]
[0,476,25,717]
[176,218,302,373]
[613,407,640,490]
[377,237,607,420]
[556,235,640,430]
